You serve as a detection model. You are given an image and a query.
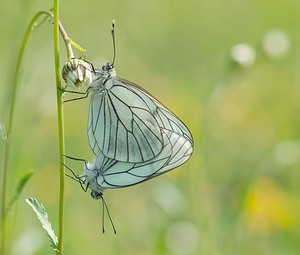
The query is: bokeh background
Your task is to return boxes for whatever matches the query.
[1,0,300,254]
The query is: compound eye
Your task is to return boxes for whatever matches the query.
[102,63,114,71]
[91,191,103,200]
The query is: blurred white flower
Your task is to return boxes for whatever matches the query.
[231,44,256,67]
[263,29,290,58]
[150,179,186,216]
[12,229,44,255]
[165,221,200,255]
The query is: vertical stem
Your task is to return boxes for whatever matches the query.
[56,90,65,255]
[0,7,76,254]
[0,11,53,255]
[53,1,65,254]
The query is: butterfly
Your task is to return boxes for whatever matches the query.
[64,127,192,232]
[74,128,191,193]
[62,22,193,164]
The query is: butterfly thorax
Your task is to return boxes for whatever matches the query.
[85,160,105,196]
[90,63,116,92]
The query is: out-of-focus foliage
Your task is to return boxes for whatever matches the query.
[1,0,300,254]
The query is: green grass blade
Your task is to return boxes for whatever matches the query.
[4,172,33,216]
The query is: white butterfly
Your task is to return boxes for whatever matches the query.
[87,63,193,163]
[62,22,193,165]
[64,127,192,233]
[65,128,192,199]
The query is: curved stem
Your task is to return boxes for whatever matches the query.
[58,22,74,60]
[0,10,55,255]
[0,9,75,254]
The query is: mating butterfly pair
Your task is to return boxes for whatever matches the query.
[62,23,194,224]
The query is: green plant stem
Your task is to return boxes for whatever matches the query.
[56,91,65,255]
[59,22,74,60]
[53,1,65,254]
[0,9,76,254]
[0,10,55,255]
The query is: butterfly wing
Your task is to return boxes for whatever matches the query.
[118,77,194,145]
[88,127,192,191]
[88,76,193,164]
[88,77,164,163]
[92,131,172,189]
[152,129,193,176]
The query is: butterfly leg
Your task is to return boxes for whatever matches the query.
[59,87,91,103]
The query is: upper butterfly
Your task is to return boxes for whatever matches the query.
[62,22,194,163]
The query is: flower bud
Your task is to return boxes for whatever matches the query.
[62,58,93,89]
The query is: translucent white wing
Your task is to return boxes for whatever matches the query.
[85,128,193,194]
[88,76,193,163]
[115,78,193,145]
[123,78,193,144]
[88,77,166,163]
[153,129,193,176]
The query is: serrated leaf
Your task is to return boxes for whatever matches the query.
[26,197,58,252]
[5,172,33,216]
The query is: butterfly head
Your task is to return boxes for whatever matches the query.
[91,190,103,199]
[101,62,116,77]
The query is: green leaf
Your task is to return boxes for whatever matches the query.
[16,172,34,194]
[69,38,87,52]
[5,172,33,215]
[26,197,58,252]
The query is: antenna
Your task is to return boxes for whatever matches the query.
[111,20,116,66]
[101,196,117,234]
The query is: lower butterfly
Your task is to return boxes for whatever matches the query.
[66,128,192,197]
[64,128,192,232]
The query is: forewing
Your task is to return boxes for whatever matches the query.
[88,78,164,163]
[118,77,194,146]
[154,106,193,145]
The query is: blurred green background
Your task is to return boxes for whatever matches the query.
[1,0,300,254]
